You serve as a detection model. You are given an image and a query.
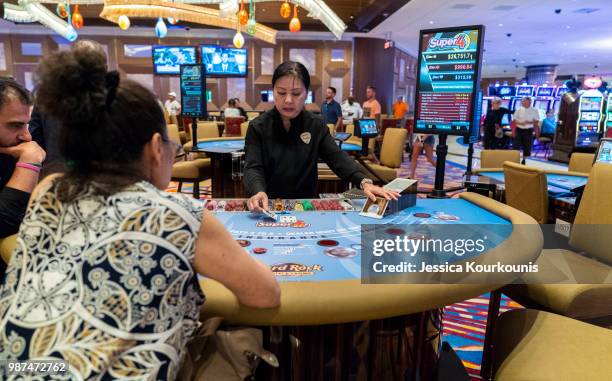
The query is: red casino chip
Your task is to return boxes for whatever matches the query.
[252,247,267,254]
[414,213,431,218]
[237,239,251,247]
[385,228,406,236]
[317,239,339,247]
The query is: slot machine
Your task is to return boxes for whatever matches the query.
[604,93,612,138]
[575,89,604,147]
[534,85,555,119]
[512,84,536,112]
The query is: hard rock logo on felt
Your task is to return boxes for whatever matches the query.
[271,263,323,277]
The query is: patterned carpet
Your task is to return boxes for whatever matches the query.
[442,294,523,380]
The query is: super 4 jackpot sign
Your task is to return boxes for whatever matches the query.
[414,25,484,135]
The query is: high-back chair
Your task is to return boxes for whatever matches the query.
[345,124,375,153]
[327,124,335,136]
[196,121,220,139]
[479,150,520,169]
[169,124,211,199]
[492,309,612,381]
[360,128,408,184]
[246,111,260,121]
[240,121,250,137]
[568,152,595,174]
[503,161,548,224]
[502,163,612,322]
[224,117,245,136]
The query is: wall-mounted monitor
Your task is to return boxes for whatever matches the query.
[200,45,247,77]
[153,46,197,75]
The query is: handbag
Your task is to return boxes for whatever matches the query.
[179,318,279,381]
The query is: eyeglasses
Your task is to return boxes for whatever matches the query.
[163,138,184,158]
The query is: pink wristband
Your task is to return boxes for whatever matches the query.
[15,162,41,174]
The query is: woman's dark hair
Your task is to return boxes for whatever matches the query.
[272,61,310,90]
[35,48,166,201]
[228,98,236,107]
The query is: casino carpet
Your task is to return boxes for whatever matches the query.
[442,293,522,380]
[397,152,466,196]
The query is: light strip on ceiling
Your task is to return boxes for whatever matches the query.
[100,0,277,44]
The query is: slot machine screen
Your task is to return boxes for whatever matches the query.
[516,86,534,97]
[595,139,612,164]
[414,25,484,135]
[581,97,602,111]
[497,86,516,98]
[500,99,510,109]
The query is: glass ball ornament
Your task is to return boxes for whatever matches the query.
[155,17,168,38]
[56,3,68,19]
[71,5,84,29]
[238,9,249,26]
[246,18,257,36]
[167,17,179,25]
[280,2,291,19]
[233,31,245,49]
[118,15,131,30]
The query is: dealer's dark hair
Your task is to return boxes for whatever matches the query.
[0,76,32,112]
[272,61,310,90]
[35,48,166,201]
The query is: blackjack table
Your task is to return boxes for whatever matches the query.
[199,192,543,380]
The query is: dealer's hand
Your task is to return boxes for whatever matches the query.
[363,182,400,202]
[248,191,269,213]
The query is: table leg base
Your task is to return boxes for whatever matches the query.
[257,310,442,381]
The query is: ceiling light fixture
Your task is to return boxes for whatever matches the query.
[99,0,277,44]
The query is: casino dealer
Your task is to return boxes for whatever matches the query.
[244,61,398,212]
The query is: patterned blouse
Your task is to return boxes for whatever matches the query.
[0,181,205,380]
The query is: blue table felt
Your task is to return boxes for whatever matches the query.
[213,199,512,282]
[196,139,362,154]
[479,171,587,193]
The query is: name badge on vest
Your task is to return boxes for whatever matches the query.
[300,132,311,144]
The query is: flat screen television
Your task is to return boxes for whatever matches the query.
[200,45,247,77]
[153,46,197,75]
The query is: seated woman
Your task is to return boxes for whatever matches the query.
[223,98,242,118]
[0,46,279,379]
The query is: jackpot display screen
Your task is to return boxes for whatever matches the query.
[180,64,207,118]
[200,45,247,77]
[414,26,484,135]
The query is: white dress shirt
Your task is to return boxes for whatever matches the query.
[342,101,363,124]
[513,107,540,129]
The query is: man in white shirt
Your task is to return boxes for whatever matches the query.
[512,96,540,164]
[164,92,181,117]
[341,96,363,125]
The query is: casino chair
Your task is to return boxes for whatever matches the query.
[246,111,260,121]
[327,124,336,136]
[491,309,612,381]
[183,122,221,155]
[224,117,246,137]
[358,128,408,184]
[568,152,595,174]
[240,121,249,137]
[502,163,612,324]
[169,124,211,199]
[502,162,549,224]
[474,150,520,172]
